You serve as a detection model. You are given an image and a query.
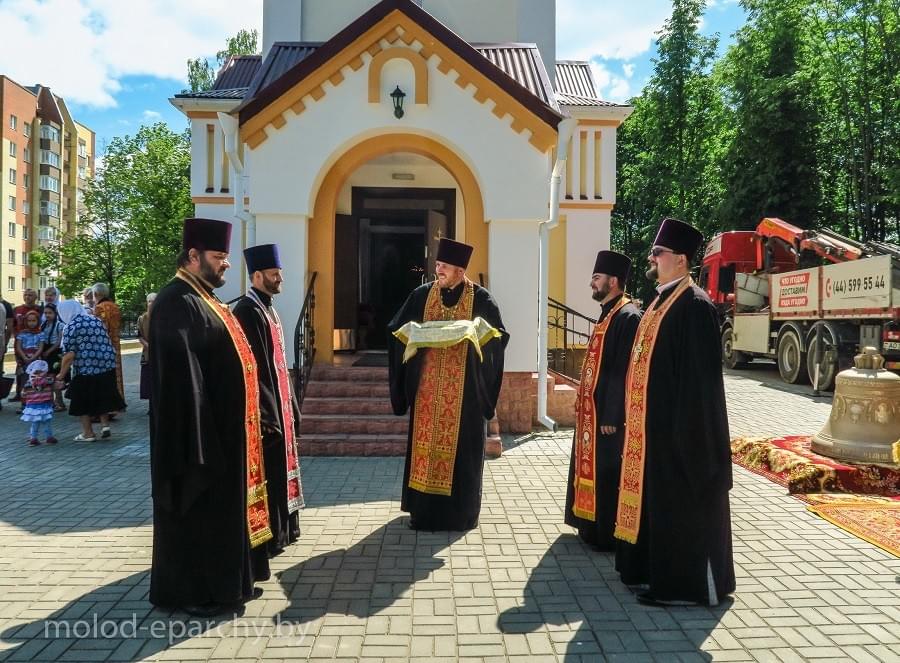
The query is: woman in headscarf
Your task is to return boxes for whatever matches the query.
[56,300,126,441]
[137,292,156,404]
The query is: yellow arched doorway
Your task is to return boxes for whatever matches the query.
[310,133,487,363]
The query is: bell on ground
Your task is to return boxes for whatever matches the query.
[812,347,900,465]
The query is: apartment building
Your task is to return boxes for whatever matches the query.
[0,75,95,305]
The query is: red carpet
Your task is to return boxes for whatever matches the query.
[732,436,899,558]
[731,435,900,495]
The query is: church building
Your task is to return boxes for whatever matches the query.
[171,0,632,434]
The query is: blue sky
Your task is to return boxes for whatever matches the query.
[0,1,747,152]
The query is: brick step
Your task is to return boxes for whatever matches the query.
[310,366,388,382]
[302,397,394,415]
[300,414,408,435]
[305,381,391,398]
[299,434,407,456]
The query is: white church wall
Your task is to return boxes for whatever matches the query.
[488,218,542,372]
[249,46,549,222]
[564,208,613,318]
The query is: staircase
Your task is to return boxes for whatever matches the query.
[299,366,408,456]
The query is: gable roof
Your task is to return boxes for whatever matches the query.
[236,0,562,130]
[554,61,631,109]
[215,55,263,89]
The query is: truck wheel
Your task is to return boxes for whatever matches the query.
[721,327,748,369]
[777,331,809,384]
[806,331,838,391]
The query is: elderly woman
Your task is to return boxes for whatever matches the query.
[81,287,95,314]
[92,282,125,407]
[137,292,156,402]
[56,300,126,441]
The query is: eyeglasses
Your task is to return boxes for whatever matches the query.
[649,247,674,257]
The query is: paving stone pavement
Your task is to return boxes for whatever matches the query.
[0,354,897,663]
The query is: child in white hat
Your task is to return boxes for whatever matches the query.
[21,360,57,446]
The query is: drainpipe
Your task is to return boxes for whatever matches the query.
[537,117,577,432]
[217,112,255,247]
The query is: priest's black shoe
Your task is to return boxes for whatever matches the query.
[636,591,702,607]
[182,603,231,617]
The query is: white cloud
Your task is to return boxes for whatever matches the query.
[557,0,671,61]
[622,63,635,79]
[0,0,263,108]
[142,110,162,121]
[589,61,632,104]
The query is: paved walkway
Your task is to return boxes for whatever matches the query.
[0,356,897,662]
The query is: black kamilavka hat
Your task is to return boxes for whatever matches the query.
[183,218,232,253]
[652,217,704,260]
[593,250,631,282]
[244,244,281,274]
[435,238,474,269]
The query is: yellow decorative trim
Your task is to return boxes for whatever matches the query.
[310,133,487,364]
[368,47,429,104]
[187,111,221,119]
[192,196,234,204]
[205,124,215,191]
[240,10,557,153]
[328,70,345,86]
[271,114,287,129]
[291,99,306,115]
[560,202,614,210]
[576,119,622,127]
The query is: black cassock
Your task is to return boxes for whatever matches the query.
[148,277,269,609]
[388,281,508,531]
[233,287,301,555]
[615,282,736,604]
[564,294,641,550]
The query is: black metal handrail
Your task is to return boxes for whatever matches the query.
[548,296,596,382]
[293,271,318,406]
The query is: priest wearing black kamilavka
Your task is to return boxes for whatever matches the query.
[148,218,271,617]
[565,250,641,551]
[388,238,509,531]
[614,217,735,607]
[233,243,304,556]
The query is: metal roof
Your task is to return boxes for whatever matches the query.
[214,55,262,90]
[474,43,557,109]
[555,61,598,98]
[174,87,249,100]
[245,43,322,99]
[555,92,628,108]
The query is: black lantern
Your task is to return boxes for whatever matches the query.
[390,85,406,119]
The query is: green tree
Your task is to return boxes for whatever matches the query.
[185,28,259,93]
[716,0,820,230]
[48,124,192,313]
[612,0,726,299]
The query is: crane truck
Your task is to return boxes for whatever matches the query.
[699,217,900,390]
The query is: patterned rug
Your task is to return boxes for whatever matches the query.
[806,497,900,558]
[731,436,900,495]
[732,436,900,558]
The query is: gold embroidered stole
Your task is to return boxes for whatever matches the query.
[572,296,631,521]
[246,290,305,514]
[176,270,273,548]
[614,277,693,544]
[408,279,474,496]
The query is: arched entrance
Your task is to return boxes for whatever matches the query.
[310,133,487,363]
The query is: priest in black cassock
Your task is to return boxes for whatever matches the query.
[148,218,271,617]
[233,243,304,556]
[388,238,508,531]
[565,250,641,551]
[614,217,735,606]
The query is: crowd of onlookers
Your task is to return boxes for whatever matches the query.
[0,285,155,446]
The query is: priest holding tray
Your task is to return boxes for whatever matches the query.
[388,238,509,531]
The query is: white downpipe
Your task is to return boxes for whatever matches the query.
[217,112,256,246]
[537,118,577,432]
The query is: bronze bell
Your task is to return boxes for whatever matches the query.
[812,347,900,465]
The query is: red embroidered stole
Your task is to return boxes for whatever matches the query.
[408,279,474,496]
[572,296,631,521]
[614,277,693,544]
[246,290,305,514]
[176,270,273,548]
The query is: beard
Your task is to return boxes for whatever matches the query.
[199,253,227,288]
[645,265,659,282]
[591,286,609,302]
[261,273,282,294]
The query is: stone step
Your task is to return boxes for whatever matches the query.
[299,434,407,456]
[305,381,391,398]
[302,397,394,415]
[300,414,408,435]
[309,366,388,382]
